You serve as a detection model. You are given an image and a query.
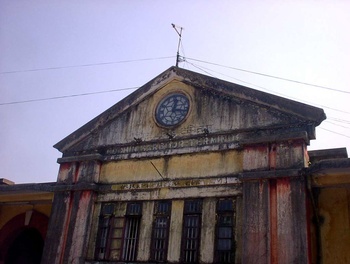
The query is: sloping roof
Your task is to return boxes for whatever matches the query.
[54,66,326,153]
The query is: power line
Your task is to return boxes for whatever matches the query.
[185,57,350,95]
[186,61,216,77]
[186,60,350,115]
[320,127,350,139]
[0,56,174,75]
[2,54,347,96]
[2,56,350,119]
[325,120,350,129]
[0,87,138,106]
[328,116,350,124]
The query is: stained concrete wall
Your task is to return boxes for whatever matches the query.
[0,193,52,230]
[100,150,242,183]
[318,188,350,264]
[68,80,303,153]
[308,152,350,264]
[50,67,323,263]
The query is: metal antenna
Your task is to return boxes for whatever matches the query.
[171,23,184,67]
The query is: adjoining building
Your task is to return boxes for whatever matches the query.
[1,67,349,264]
[0,179,52,264]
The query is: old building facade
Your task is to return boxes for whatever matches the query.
[1,67,349,264]
[45,66,325,264]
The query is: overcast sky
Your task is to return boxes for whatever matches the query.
[1,1,349,184]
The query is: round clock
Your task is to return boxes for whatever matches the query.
[155,93,190,127]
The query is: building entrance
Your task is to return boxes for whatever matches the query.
[5,228,43,264]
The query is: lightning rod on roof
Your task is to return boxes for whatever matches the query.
[171,23,184,67]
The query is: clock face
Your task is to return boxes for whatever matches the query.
[156,93,190,127]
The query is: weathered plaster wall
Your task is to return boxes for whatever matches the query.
[0,193,52,230]
[241,140,310,264]
[200,198,216,263]
[318,188,350,264]
[100,150,242,183]
[167,199,184,262]
[0,204,51,230]
[42,161,100,264]
[243,141,306,172]
[69,80,303,152]
[137,201,154,261]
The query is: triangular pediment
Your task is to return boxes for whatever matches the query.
[54,67,325,157]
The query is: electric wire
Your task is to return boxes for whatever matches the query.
[3,57,350,131]
[325,120,350,129]
[1,61,349,140]
[328,117,350,124]
[185,60,350,115]
[320,127,350,139]
[186,60,216,77]
[0,56,174,75]
[2,54,349,131]
[0,87,138,106]
[185,57,350,95]
[1,53,347,97]
[185,60,350,139]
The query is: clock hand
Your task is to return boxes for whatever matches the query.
[172,98,178,112]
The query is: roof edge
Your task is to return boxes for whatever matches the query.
[54,66,178,152]
[54,66,327,153]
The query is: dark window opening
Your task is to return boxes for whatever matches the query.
[126,202,142,215]
[181,199,202,263]
[95,202,142,262]
[95,203,115,260]
[215,198,235,263]
[151,201,171,262]
[122,202,142,262]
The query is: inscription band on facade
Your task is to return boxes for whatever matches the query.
[106,134,240,157]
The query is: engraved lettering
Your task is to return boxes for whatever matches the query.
[179,140,184,148]
[106,132,239,157]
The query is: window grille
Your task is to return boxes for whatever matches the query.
[95,202,142,262]
[122,202,142,262]
[181,199,202,263]
[126,202,142,215]
[215,198,235,263]
[95,203,115,260]
[151,201,171,262]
